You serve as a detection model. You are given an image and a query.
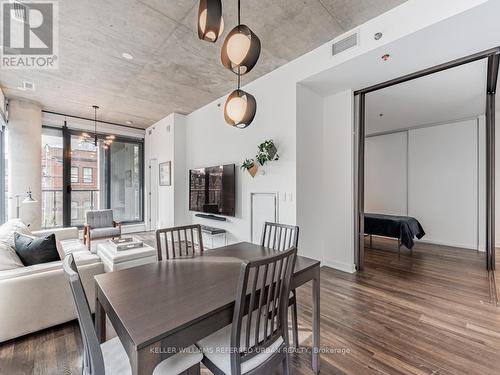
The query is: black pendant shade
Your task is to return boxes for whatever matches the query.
[198,0,224,43]
[224,89,257,128]
[221,24,261,75]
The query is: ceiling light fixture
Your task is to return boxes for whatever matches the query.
[198,0,224,43]
[122,52,134,60]
[224,73,256,128]
[80,106,115,149]
[221,0,260,75]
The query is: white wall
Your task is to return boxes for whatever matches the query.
[185,71,297,244]
[365,132,408,216]
[496,111,500,248]
[145,113,187,230]
[296,85,325,261]
[321,90,356,272]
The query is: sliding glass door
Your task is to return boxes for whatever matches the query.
[41,126,143,228]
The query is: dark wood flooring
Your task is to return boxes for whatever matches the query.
[1,234,499,375]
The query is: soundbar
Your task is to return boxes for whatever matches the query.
[195,213,227,222]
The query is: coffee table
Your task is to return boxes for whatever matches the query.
[96,240,157,272]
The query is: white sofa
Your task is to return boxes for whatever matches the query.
[0,226,104,343]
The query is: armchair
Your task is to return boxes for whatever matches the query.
[83,209,121,250]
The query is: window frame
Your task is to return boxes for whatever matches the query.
[41,125,144,228]
[82,167,93,184]
[70,166,79,183]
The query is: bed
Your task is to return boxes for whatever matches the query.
[364,213,425,252]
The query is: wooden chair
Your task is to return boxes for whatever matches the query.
[261,222,300,348]
[156,224,204,261]
[83,209,121,250]
[62,254,203,375]
[197,247,297,375]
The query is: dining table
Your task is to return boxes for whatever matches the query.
[94,241,321,375]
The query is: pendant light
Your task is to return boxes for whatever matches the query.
[221,0,260,75]
[198,0,224,43]
[224,73,256,128]
[80,106,115,149]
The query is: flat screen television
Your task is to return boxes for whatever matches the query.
[189,164,236,217]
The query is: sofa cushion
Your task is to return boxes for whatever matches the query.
[86,210,113,229]
[59,238,88,255]
[0,219,31,249]
[14,233,61,266]
[89,227,120,239]
[0,240,24,271]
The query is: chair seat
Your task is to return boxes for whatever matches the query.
[89,227,121,239]
[101,337,202,375]
[197,312,284,374]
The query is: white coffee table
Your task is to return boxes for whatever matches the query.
[97,240,157,272]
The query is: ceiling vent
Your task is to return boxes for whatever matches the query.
[332,33,358,56]
[22,81,35,90]
[9,1,28,23]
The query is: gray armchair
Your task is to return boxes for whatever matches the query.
[83,209,121,250]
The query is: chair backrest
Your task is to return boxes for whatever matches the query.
[156,224,204,261]
[63,254,105,375]
[230,247,297,375]
[261,222,299,251]
[86,209,113,229]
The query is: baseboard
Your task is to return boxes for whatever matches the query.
[415,238,478,251]
[322,260,356,274]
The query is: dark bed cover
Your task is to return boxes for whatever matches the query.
[364,213,425,249]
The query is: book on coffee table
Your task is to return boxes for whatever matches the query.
[109,237,144,251]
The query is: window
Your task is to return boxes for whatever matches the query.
[71,201,78,220]
[83,167,93,183]
[41,128,63,228]
[109,141,143,222]
[40,126,143,228]
[70,167,79,183]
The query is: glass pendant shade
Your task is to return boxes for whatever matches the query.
[198,0,224,43]
[224,89,256,128]
[221,24,260,75]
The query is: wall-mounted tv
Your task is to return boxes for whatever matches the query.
[189,164,235,217]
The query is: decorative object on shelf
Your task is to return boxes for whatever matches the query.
[224,74,257,128]
[80,105,115,149]
[159,161,172,186]
[198,0,224,43]
[240,158,258,177]
[220,0,260,75]
[256,139,279,166]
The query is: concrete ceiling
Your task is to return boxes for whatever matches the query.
[0,0,406,128]
[365,59,488,135]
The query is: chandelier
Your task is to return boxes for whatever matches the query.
[80,105,115,149]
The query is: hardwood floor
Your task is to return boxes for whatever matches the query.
[1,234,499,375]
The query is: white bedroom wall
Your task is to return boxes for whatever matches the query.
[365,132,408,216]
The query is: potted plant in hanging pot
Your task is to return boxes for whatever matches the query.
[241,159,258,177]
[256,139,279,166]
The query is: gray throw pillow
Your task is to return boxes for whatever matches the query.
[14,232,61,266]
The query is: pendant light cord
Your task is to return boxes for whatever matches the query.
[238,0,241,25]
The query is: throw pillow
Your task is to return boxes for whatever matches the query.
[0,240,24,271]
[14,232,61,266]
[0,219,31,249]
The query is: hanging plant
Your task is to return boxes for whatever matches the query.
[240,158,258,177]
[256,140,279,166]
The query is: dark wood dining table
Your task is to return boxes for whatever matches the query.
[94,242,321,375]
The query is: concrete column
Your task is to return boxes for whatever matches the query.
[8,99,42,229]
